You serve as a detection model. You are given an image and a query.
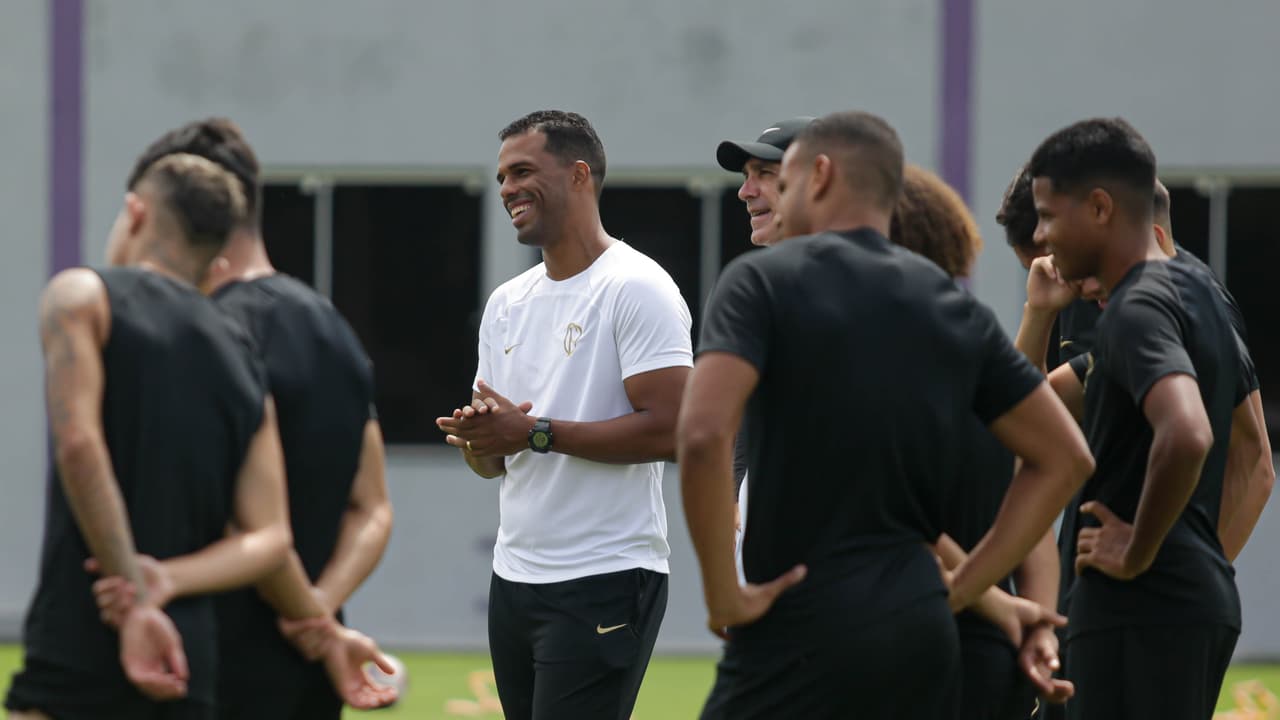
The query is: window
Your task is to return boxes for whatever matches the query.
[331,185,483,444]
[261,183,316,287]
[1165,184,1210,262]
[599,186,703,329]
[1226,187,1280,431]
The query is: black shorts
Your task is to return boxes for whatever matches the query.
[1065,624,1237,720]
[5,658,214,720]
[215,651,339,720]
[958,631,1037,720]
[700,592,959,720]
[488,568,668,720]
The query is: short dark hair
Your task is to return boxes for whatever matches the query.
[1027,117,1156,218]
[891,164,982,278]
[127,118,261,227]
[793,111,904,211]
[136,153,247,255]
[995,165,1037,251]
[499,110,607,197]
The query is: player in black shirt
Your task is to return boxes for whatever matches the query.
[5,154,296,720]
[111,118,396,720]
[1023,117,1242,720]
[890,163,1069,718]
[678,110,1093,720]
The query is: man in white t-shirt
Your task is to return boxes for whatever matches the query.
[436,110,692,720]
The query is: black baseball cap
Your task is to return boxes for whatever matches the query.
[716,117,815,172]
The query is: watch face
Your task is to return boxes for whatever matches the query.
[531,431,551,450]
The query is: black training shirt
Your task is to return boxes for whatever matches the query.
[211,274,375,690]
[21,268,265,705]
[1066,259,1241,638]
[698,228,1043,624]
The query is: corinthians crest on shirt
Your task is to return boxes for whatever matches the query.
[563,322,584,356]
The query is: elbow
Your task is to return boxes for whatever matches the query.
[53,429,102,480]
[264,524,293,569]
[675,425,731,466]
[1258,459,1276,500]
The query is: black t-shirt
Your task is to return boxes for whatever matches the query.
[948,422,1018,640]
[1170,245,1258,399]
[698,228,1043,625]
[21,268,265,705]
[1055,298,1102,365]
[1065,259,1241,638]
[211,275,375,678]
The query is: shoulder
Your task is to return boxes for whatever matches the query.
[40,267,110,335]
[598,243,685,302]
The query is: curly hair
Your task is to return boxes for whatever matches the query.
[889,164,983,279]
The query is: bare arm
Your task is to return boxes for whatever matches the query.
[1047,362,1086,423]
[1014,305,1058,376]
[1219,390,1274,561]
[313,419,394,613]
[1012,528,1060,610]
[160,398,294,600]
[678,352,804,635]
[1129,374,1214,572]
[949,383,1094,610]
[458,391,507,479]
[440,367,690,466]
[548,366,689,463]
[41,269,152,601]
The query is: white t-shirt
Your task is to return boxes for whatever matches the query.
[475,241,693,583]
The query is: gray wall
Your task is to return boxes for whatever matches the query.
[0,0,51,635]
[3,0,1279,658]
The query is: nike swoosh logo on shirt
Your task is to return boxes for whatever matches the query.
[504,343,521,354]
[596,623,627,635]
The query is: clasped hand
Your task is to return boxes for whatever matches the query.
[436,379,535,456]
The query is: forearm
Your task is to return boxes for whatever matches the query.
[314,503,393,613]
[57,436,147,601]
[1011,529,1060,609]
[1218,394,1274,562]
[680,435,741,616]
[553,412,676,464]
[257,550,330,620]
[937,533,1033,615]
[161,526,291,600]
[1128,432,1207,571]
[951,460,1079,609]
[1014,305,1057,374]
[1218,450,1273,562]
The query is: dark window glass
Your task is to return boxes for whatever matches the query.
[600,187,703,329]
[331,185,483,444]
[1166,185,1211,263]
[261,183,316,286]
[1225,187,1280,435]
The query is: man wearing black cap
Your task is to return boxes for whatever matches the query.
[716,117,815,248]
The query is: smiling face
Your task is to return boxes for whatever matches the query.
[738,158,783,246]
[496,130,574,247]
[1032,177,1105,283]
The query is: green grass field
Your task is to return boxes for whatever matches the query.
[1,645,1276,718]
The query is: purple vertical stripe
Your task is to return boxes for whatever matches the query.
[939,0,974,203]
[50,0,84,276]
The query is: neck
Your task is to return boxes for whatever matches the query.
[136,245,204,287]
[809,195,892,237]
[204,227,276,294]
[541,206,613,281]
[1099,225,1165,292]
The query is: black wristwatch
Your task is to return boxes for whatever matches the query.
[528,417,553,454]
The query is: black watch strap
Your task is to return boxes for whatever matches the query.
[528,417,553,454]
